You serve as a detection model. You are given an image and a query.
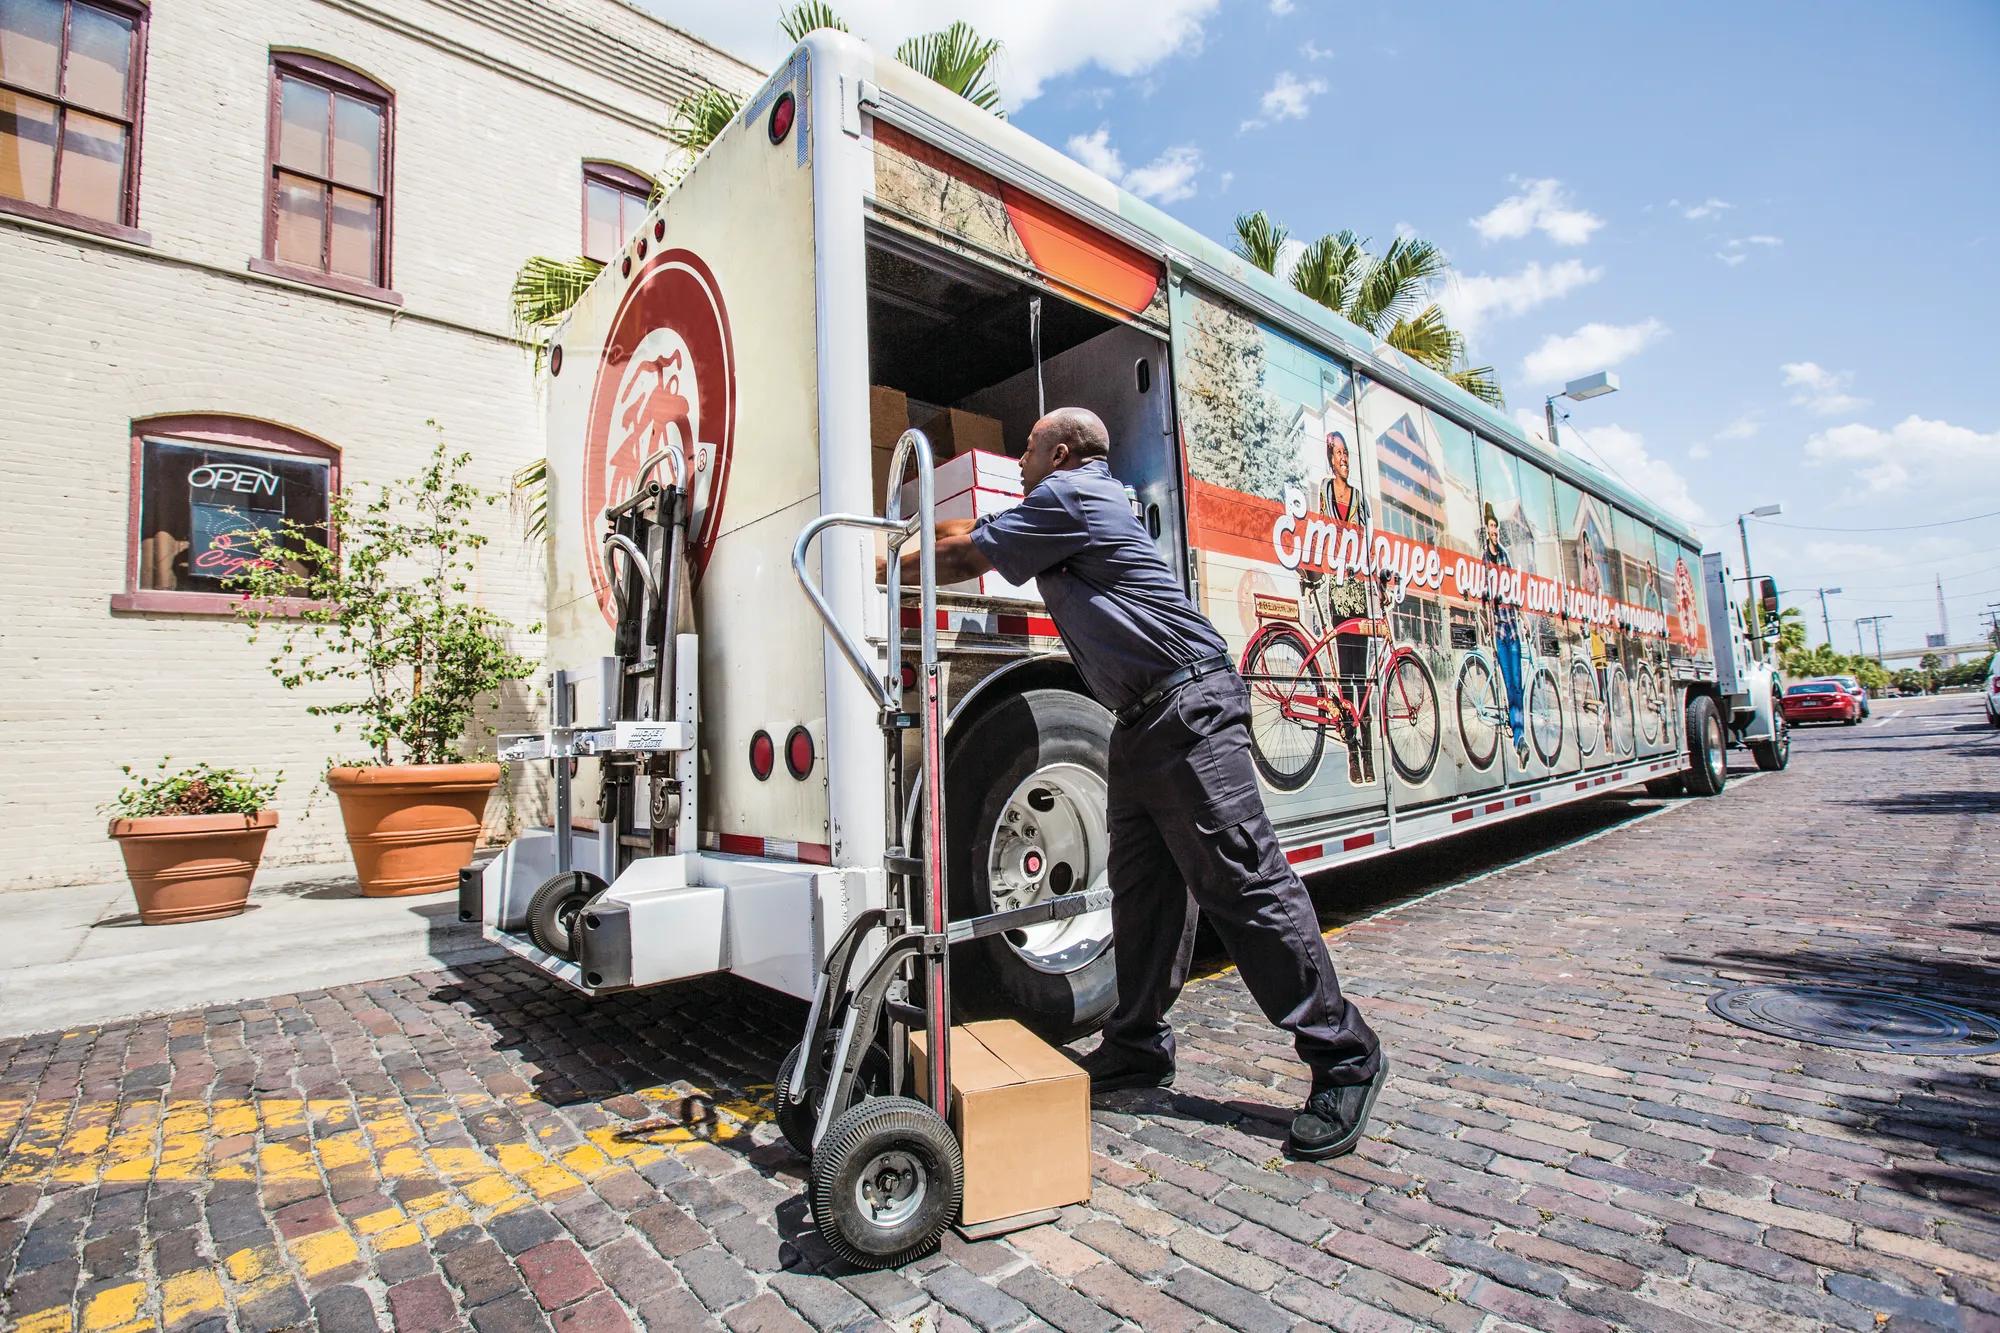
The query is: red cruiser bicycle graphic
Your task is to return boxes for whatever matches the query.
[1239,607,1441,790]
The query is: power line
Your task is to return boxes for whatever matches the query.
[1754,509,2000,533]
[1832,561,2000,592]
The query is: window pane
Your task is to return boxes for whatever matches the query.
[330,93,380,191]
[54,107,123,219]
[139,438,332,593]
[62,3,134,117]
[274,171,325,267]
[0,0,62,95]
[328,186,377,281]
[583,178,619,261]
[277,76,329,174]
[620,188,648,242]
[0,88,56,204]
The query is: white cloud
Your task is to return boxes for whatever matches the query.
[1718,414,1760,441]
[1513,413,1705,524]
[1781,361,1868,416]
[1240,70,1326,131]
[1740,234,1783,246]
[1063,126,1200,203]
[1716,251,1748,267]
[1521,318,1668,385]
[1300,38,1334,60]
[1440,258,1603,341]
[1681,197,1732,220]
[1804,415,2000,496]
[1717,234,1783,266]
[1688,442,1712,460]
[1268,0,1295,12]
[1471,178,1604,246]
[1123,143,1202,203]
[644,0,1220,108]
[1217,169,1235,193]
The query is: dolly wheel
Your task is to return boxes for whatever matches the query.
[526,870,606,961]
[809,1097,961,1269]
[774,1040,894,1159]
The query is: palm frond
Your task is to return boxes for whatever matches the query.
[779,1,847,41]
[1288,230,1366,316]
[1352,234,1449,335]
[1232,211,1289,275]
[897,22,1005,116]
[1384,304,1458,373]
[1446,364,1505,407]
[510,255,603,371]
[512,456,550,541]
[665,87,743,157]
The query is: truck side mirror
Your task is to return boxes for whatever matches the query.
[1758,576,1779,618]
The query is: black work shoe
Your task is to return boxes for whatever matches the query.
[1074,1044,1175,1093]
[1287,1054,1389,1161]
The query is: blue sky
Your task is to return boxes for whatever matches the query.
[658,0,2000,656]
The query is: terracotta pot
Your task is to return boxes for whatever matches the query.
[108,810,278,925]
[326,763,499,898]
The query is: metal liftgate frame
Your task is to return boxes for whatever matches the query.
[783,429,1110,1268]
[492,445,700,951]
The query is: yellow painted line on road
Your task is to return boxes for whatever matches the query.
[160,1269,226,1326]
[80,1280,151,1333]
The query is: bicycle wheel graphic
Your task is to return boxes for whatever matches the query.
[1528,664,1564,765]
[1569,658,1601,758]
[1455,653,1502,772]
[1607,663,1634,756]
[1634,664,1662,746]
[1383,653,1441,785]
[1241,625,1325,792]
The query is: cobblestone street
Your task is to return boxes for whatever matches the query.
[3,692,1995,1333]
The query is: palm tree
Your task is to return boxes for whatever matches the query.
[780,2,847,41]
[895,22,1005,116]
[1776,606,1808,656]
[1232,211,1503,406]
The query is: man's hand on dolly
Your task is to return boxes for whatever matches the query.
[876,518,993,586]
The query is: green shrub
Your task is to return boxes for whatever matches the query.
[110,760,280,819]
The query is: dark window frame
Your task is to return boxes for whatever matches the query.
[252,51,398,304]
[0,0,151,243]
[580,159,652,263]
[113,413,341,617]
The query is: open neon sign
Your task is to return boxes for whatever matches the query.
[187,463,280,496]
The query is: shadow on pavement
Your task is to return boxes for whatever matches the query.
[1849,789,2000,816]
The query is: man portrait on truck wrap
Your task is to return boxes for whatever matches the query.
[891,405,1387,1160]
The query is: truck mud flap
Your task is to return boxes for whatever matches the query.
[457,864,482,925]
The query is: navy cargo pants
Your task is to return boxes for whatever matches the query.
[1100,669,1381,1088]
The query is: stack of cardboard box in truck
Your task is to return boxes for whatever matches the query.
[868,385,1007,511]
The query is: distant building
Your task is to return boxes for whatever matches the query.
[0,0,760,886]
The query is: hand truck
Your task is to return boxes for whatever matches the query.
[782,429,1110,1269]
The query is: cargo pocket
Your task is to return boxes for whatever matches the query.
[1192,785,1262,836]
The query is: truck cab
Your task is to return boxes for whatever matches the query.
[1700,553,1790,772]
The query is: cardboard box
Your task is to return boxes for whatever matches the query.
[909,1020,1091,1227]
[917,406,1003,460]
[869,385,910,452]
[930,490,1039,603]
[897,449,1025,512]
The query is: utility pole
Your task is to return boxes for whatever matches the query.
[1817,586,1839,649]
[1856,614,1892,665]
[1936,575,1955,668]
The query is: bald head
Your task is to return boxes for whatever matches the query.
[1021,406,1110,492]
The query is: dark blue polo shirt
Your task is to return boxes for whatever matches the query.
[968,459,1226,712]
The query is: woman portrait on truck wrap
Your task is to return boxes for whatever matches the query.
[1482,503,1530,765]
[1301,429,1377,785]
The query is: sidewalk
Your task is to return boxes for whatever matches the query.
[0,860,500,1039]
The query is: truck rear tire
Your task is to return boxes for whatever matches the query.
[946,688,1118,1043]
[1684,695,1727,797]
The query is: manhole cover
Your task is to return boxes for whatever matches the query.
[1708,985,2000,1054]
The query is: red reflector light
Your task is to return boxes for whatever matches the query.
[749,731,774,781]
[769,91,796,145]
[549,344,563,377]
[900,663,916,691]
[785,725,815,779]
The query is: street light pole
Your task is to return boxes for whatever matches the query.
[1542,371,1619,450]
[1736,503,1783,661]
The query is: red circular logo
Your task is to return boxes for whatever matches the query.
[582,249,735,626]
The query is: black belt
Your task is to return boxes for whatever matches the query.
[1114,654,1231,727]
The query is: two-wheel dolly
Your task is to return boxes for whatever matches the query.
[780,430,1109,1269]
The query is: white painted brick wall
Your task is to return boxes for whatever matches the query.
[0,0,762,887]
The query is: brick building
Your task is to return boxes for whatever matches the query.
[0,0,760,886]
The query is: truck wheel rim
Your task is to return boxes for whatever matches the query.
[855,1149,927,1229]
[1705,716,1725,779]
[986,762,1113,975]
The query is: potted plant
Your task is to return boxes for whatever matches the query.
[107,761,281,924]
[232,430,537,897]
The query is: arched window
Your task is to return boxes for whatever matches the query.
[582,160,652,262]
[255,52,394,299]
[115,414,340,616]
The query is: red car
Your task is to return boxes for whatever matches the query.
[1781,679,1862,725]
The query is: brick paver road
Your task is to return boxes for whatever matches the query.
[4,693,1996,1332]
